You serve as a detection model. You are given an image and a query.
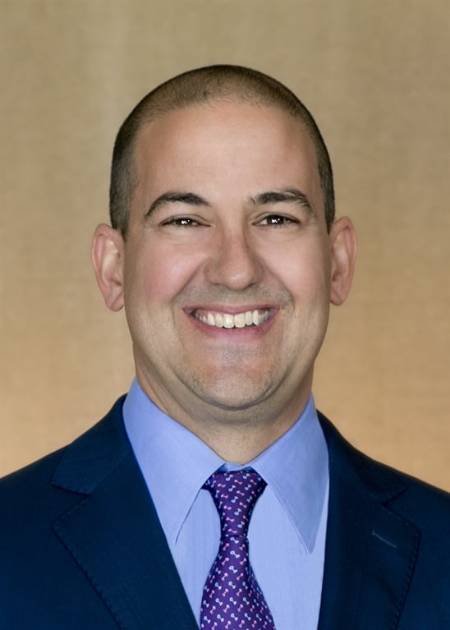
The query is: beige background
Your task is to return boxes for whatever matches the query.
[1,0,449,489]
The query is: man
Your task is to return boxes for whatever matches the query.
[1,65,449,630]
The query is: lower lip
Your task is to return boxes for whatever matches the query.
[186,309,278,339]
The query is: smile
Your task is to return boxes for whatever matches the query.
[192,308,272,329]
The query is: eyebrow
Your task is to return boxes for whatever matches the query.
[145,191,210,216]
[145,187,314,217]
[251,188,314,215]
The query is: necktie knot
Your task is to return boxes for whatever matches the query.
[203,468,266,539]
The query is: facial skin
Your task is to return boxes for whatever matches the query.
[93,101,356,462]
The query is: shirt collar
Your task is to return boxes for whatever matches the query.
[123,378,328,554]
[249,396,328,552]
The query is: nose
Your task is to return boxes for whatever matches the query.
[204,226,264,290]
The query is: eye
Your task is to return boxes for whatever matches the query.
[161,216,205,227]
[257,214,298,227]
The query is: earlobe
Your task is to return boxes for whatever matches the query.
[329,217,357,306]
[91,224,125,312]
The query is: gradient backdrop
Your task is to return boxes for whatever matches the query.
[1,0,449,490]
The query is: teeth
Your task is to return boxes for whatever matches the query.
[234,313,246,328]
[194,309,271,329]
[223,314,234,328]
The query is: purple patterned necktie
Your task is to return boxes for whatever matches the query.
[200,469,276,630]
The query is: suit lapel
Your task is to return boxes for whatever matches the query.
[318,415,420,630]
[51,399,198,630]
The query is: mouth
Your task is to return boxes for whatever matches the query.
[193,307,271,329]
[184,306,277,335]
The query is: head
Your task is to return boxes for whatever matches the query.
[92,65,356,447]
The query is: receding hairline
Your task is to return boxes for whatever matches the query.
[123,73,321,166]
[110,64,335,234]
[132,93,323,173]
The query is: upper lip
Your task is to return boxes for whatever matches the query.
[184,304,277,316]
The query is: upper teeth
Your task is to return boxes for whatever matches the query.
[194,309,271,329]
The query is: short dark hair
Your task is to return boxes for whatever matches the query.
[109,64,335,235]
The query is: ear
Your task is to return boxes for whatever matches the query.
[91,223,125,312]
[329,217,357,306]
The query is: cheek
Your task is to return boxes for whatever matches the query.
[127,242,203,307]
[264,240,331,302]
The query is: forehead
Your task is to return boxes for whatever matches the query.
[132,100,322,208]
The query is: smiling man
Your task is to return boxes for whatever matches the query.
[1,65,449,630]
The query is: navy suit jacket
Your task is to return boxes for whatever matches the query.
[1,397,449,629]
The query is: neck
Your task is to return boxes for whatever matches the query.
[187,418,300,464]
[135,368,311,463]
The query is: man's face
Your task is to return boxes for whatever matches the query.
[105,101,352,425]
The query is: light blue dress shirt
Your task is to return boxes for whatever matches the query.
[123,379,329,630]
